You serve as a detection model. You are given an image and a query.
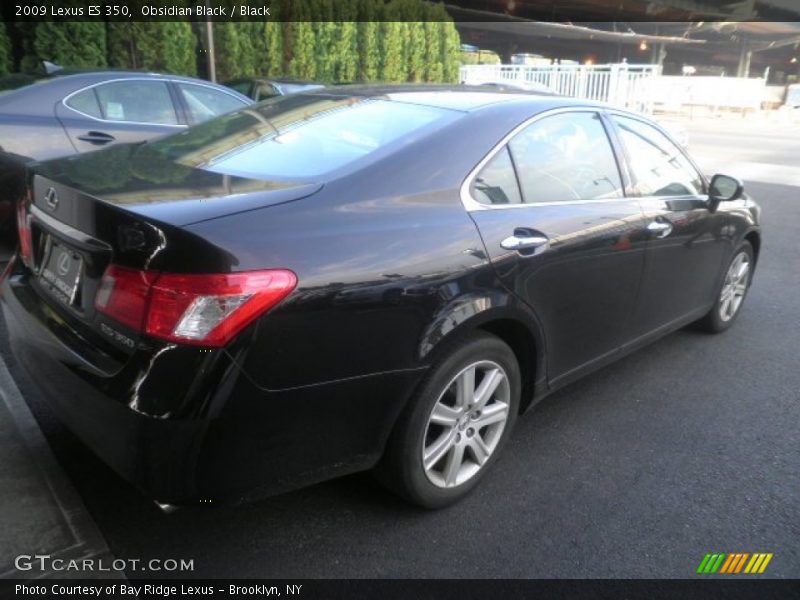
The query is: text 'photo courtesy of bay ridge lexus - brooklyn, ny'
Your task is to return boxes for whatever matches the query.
[0,86,760,509]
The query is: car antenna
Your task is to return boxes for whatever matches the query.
[42,61,63,75]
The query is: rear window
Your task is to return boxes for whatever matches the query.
[146,95,458,180]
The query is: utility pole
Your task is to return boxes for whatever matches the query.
[205,0,216,82]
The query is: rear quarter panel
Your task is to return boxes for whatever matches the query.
[184,106,540,391]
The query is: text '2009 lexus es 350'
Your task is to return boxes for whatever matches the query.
[1,87,760,508]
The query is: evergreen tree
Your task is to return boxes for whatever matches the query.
[406,22,428,83]
[267,22,285,76]
[287,0,317,80]
[106,23,137,69]
[214,23,258,81]
[334,22,358,83]
[107,22,197,76]
[328,1,357,83]
[21,22,107,71]
[422,20,444,82]
[432,3,461,83]
[0,23,12,75]
[252,18,284,76]
[379,2,406,83]
[441,23,462,83]
[356,0,382,82]
[156,22,198,76]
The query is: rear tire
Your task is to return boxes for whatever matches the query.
[376,332,520,509]
[696,241,754,333]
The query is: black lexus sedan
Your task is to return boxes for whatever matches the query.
[0,87,761,508]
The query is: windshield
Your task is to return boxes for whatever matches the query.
[146,94,458,180]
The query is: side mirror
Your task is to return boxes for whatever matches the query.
[709,174,744,203]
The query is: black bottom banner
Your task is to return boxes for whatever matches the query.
[2,579,799,600]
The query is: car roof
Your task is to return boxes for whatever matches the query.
[302,84,600,113]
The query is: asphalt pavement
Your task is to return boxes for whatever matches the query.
[1,117,798,579]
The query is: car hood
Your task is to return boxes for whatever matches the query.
[31,142,323,227]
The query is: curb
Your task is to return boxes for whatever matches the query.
[0,354,120,580]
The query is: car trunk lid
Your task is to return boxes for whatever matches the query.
[19,149,319,357]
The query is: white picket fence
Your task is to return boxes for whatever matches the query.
[460,63,661,113]
[460,63,769,114]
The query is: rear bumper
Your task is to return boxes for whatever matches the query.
[2,265,207,501]
[1,263,423,503]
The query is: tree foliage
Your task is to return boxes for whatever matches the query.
[0,23,12,75]
[107,22,196,76]
[8,0,461,84]
[213,23,259,81]
[21,22,107,71]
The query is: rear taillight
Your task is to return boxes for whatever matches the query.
[95,266,297,347]
[16,195,33,267]
[95,266,158,332]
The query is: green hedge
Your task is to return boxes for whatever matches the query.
[107,22,197,76]
[19,22,107,71]
[0,23,11,76]
[4,0,461,84]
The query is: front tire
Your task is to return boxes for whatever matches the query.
[696,241,754,333]
[376,332,520,509]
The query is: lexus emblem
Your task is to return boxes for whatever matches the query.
[44,187,59,211]
[56,253,71,276]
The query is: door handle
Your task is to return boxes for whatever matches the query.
[647,219,673,239]
[77,131,115,145]
[500,232,550,255]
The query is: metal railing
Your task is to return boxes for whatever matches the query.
[460,63,662,114]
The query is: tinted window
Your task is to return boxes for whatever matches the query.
[148,96,457,180]
[471,147,522,205]
[94,80,178,124]
[508,112,623,203]
[255,82,280,100]
[177,82,247,124]
[613,115,704,197]
[66,88,102,118]
[227,81,252,96]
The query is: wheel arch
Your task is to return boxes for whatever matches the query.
[743,229,761,266]
[418,296,546,414]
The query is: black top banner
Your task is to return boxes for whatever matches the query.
[3,0,800,22]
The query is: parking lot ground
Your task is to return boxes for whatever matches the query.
[0,118,798,579]
[0,352,116,579]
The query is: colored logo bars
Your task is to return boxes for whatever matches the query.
[697,553,773,574]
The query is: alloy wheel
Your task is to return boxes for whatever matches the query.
[422,360,511,488]
[719,251,750,322]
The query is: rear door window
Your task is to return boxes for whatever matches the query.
[65,88,102,118]
[93,80,178,125]
[471,147,522,205]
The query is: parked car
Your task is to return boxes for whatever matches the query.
[479,80,556,94]
[225,77,325,101]
[0,70,252,163]
[1,86,761,508]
